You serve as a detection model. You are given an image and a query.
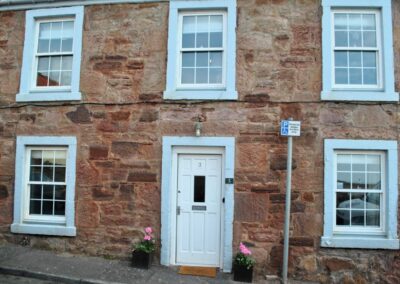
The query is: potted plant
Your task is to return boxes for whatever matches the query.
[131,227,155,269]
[233,242,255,283]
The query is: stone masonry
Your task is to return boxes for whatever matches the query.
[0,0,400,283]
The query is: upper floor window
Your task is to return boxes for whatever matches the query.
[17,6,84,102]
[321,0,398,101]
[333,11,381,89]
[164,0,237,100]
[178,12,226,88]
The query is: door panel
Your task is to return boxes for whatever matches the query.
[176,154,222,266]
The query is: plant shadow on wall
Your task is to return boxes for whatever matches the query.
[233,242,255,283]
[131,227,156,269]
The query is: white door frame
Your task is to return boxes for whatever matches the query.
[173,148,224,267]
[161,137,235,272]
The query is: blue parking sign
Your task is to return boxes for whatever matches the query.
[280,120,289,136]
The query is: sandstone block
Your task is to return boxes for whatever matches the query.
[127,172,157,182]
[66,106,92,124]
[323,257,356,272]
[89,145,108,160]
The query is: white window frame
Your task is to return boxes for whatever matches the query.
[17,6,84,102]
[321,139,399,249]
[321,0,398,101]
[177,10,227,90]
[164,0,237,100]
[11,136,77,236]
[333,150,386,235]
[331,10,383,90]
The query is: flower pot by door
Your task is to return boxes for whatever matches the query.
[131,250,153,269]
[233,263,253,283]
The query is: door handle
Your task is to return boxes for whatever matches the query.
[177,206,181,215]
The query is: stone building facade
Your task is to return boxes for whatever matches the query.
[0,0,399,282]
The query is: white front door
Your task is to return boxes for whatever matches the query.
[176,154,222,266]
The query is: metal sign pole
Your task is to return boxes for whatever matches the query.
[282,118,293,284]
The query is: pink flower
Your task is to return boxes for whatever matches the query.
[239,242,252,255]
[145,227,153,234]
[144,235,152,241]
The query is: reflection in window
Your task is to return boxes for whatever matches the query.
[194,176,205,203]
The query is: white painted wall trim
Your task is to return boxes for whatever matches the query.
[11,136,77,237]
[161,136,235,272]
[321,139,399,249]
[0,0,168,11]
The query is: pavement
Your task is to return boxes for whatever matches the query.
[0,243,265,284]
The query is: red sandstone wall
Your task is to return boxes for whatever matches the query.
[0,1,399,282]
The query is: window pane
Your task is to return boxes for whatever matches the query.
[54,167,66,182]
[30,184,42,199]
[42,201,53,215]
[182,52,195,67]
[62,56,73,70]
[42,166,54,182]
[37,72,49,87]
[60,71,72,86]
[335,51,348,67]
[337,154,351,171]
[30,167,42,181]
[349,31,362,47]
[337,172,351,189]
[349,52,361,67]
[352,155,365,171]
[336,192,350,208]
[49,71,61,86]
[366,155,380,171]
[61,38,73,52]
[362,14,376,30]
[50,56,61,71]
[194,176,205,203]
[196,68,208,84]
[30,200,41,214]
[54,151,67,166]
[366,193,380,209]
[55,185,66,200]
[210,15,223,47]
[363,68,377,85]
[31,150,42,165]
[61,21,74,52]
[43,185,54,199]
[209,68,222,84]
[335,68,348,84]
[210,52,222,67]
[349,68,362,84]
[196,16,209,48]
[334,14,347,30]
[38,57,49,71]
[366,210,380,226]
[54,201,65,215]
[367,173,381,189]
[182,16,195,48]
[351,210,364,225]
[363,31,376,47]
[196,52,208,67]
[42,151,54,166]
[351,193,365,209]
[181,68,194,84]
[336,210,350,225]
[363,52,376,68]
[38,22,51,53]
[335,31,348,47]
[50,38,61,53]
[352,172,365,189]
[50,22,62,53]
[348,14,361,30]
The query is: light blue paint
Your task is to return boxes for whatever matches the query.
[321,0,398,102]
[16,6,84,102]
[321,139,399,249]
[164,0,237,100]
[0,0,169,11]
[161,136,235,272]
[11,136,78,237]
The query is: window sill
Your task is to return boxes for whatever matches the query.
[321,90,399,102]
[16,91,82,102]
[11,223,76,237]
[163,89,238,100]
[321,235,400,249]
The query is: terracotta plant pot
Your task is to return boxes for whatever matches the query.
[131,250,153,269]
[233,263,253,283]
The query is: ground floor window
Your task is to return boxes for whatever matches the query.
[11,136,77,236]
